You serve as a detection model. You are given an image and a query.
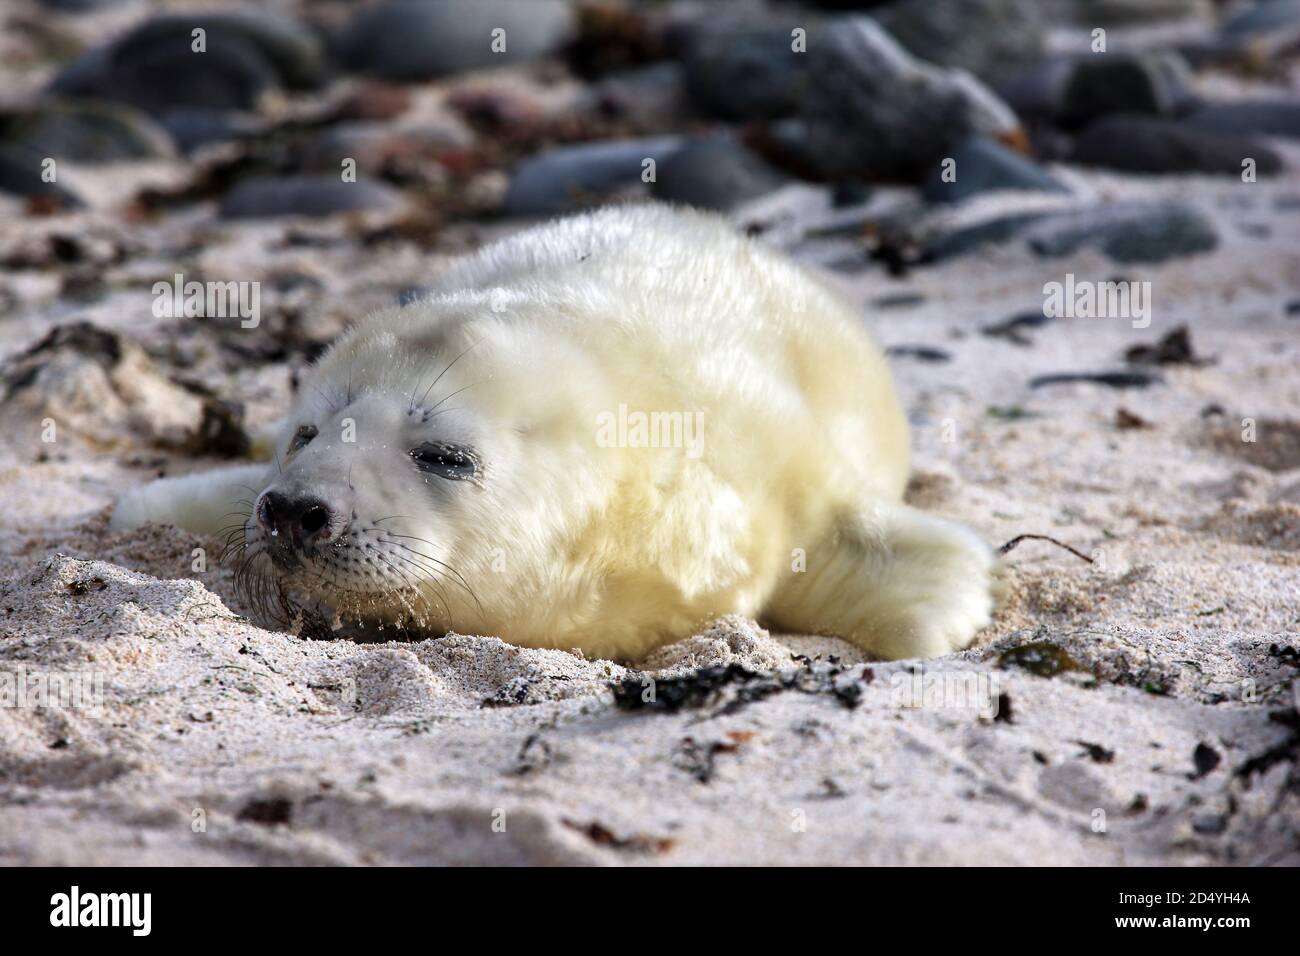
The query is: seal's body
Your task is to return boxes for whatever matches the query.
[112,206,996,659]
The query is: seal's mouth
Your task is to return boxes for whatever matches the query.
[227,516,477,640]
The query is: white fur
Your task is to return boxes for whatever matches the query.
[111,205,997,660]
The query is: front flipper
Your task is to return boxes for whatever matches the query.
[109,463,273,538]
[765,499,999,660]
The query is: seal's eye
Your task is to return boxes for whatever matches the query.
[410,441,478,481]
[288,424,317,455]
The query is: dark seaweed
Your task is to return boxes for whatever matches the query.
[612,660,865,716]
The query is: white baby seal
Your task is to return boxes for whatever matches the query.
[112,205,998,660]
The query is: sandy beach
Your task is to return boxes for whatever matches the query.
[0,0,1297,865]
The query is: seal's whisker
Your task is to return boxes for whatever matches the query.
[382,547,455,611]
[309,385,339,414]
[382,539,482,614]
[384,550,454,628]
[377,533,479,600]
[425,382,479,417]
[415,340,480,410]
[360,549,439,632]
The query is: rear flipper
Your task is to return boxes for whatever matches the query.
[109,463,273,538]
[765,499,999,660]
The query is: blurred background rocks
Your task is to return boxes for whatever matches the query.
[0,0,1295,455]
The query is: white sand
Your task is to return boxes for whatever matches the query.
[1,153,1298,864]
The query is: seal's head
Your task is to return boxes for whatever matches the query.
[235,295,620,641]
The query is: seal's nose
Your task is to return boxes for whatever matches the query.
[256,490,339,551]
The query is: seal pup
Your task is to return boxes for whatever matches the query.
[112,205,998,660]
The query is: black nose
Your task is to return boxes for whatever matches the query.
[256,491,337,550]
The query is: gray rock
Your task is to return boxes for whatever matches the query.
[682,20,814,121]
[922,136,1067,204]
[929,201,1218,263]
[651,138,788,211]
[1061,52,1199,128]
[1025,201,1218,263]
[801,17,1021,181]
[2,100,174,163]
[117,11,326,89]
[36,0,127,10]
[1223,0,1300,39]
[1184,100,1300,140]
[338,0,574,81]
[802,0,895,7]
[1069,116,1282,176]
[52,35,276,115]
[219,175,404,219]
[998,57,1076,121]
[502,137,683,217]
[157,109,259,154]
[875,0,1045,87]
[927,211,1053,260]
[50,11,325,114]
[0,144,83,207]
[1067,0,1213,24]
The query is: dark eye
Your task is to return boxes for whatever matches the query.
[410,441,478,480]
[288,424,317,455]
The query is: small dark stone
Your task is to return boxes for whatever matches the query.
[871,292,925,310]
[1,101,174,163]
[981,310,1053,345]
[1184,100,1300,140]
[885,345,951,363]
[994,692,1014,723]
[875,0,1045,87]
[923,136,1068,205]
[1061,52,1198,128]
[237,797,293,825]
[1069,116,1281,177]
[338,0,574,82]
[185,398,251,458]
[1192,813,1228,835]
[831,181,873,208]
[1031,370,1163,389]
[50,11,325,115]
[1188,742,1222,780]
[1123,325,1210,367]
[1025,201,1218,265]
[927,211,1052,261]
[0,144,84,207]
[1076,740,1115,763]
[502,137,682,217]
[682,20,813,121]
[156,109,259,155]
[1115,407,1151,430]
[219,175,403,219]
[651,137,787,211]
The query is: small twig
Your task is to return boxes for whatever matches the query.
[997,533,1094,564]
